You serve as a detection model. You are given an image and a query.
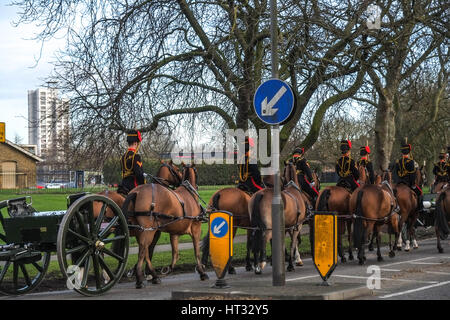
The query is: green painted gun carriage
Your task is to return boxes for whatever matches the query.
[0,193,129,296]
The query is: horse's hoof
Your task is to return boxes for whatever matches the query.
[377,256,384,262]
[245,265,253,272]
[341,257,347,263]
[136,282,145,289]
[296,261,303,267]
[404,248,410,252]
[228,266,236,275]
[389,251,395,258]
[358,260,365,266]
[145,274,153,281]
[287,265,295,272]
[151,277,161,285]
[348,255,354,261]
[438,247,444,254]
[255,266,262,275]
[368,246,374,252]
[160,266,172,275]
[363,256,367,261]
[200,273,209,281]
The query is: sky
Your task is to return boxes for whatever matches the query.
[0,1,64,144]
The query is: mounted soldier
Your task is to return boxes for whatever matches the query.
[393,142,423,211]
[117,130,146,195]
[357,145,375,184]
[237,137,264,194]
[292,147,319,203]
[335,139,360,192]
[433,149,450,186]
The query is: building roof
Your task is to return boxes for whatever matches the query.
[3,140,43,162]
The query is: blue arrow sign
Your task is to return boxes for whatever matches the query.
[210,217,228,238]
[254,79,295,125]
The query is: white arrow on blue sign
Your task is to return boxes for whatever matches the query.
[253,79,295,125]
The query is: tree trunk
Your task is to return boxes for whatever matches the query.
[374,91,396,171]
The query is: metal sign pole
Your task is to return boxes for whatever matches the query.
[270,0,285,286]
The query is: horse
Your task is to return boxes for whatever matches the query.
[93,161,183,277]
[350,182,401,264]
[315,186,353,263]
[249,162,307,274]
[200,187,253,273]
[381,166,424,252]
[357,165,370,185]
[435,186,450,253]
[122,164,208,288]
[432,181,449,194]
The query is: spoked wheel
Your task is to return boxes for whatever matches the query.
[57,194,129,296]
[0,214,50,295]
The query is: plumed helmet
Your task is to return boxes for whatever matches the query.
[293,147,305,157]
[400,143,411,155]
[340,140,352,153]
[360,145,370,156]
[127,130,142,144]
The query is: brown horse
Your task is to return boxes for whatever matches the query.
[315,186,353,262]
[201,187,252,273]
[435,186,450,253]
[357,165,370,185]
[350,183,401,264]
[432,182,449,194]
[249,162,307,274]
[122,164,208,288]
[153,160,183,188]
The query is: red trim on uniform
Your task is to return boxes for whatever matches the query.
[353,178,360,187]
[128,147,136,151]
[415,184,423,195]
[303,176,319,196]
[134,177,138,187]
[251,177,264,190]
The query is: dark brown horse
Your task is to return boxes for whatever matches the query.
[94,161,182,279]
[201,187,252,273]
[435,186,450,253]
[122,164,208,288]
[249,162,307,274]
[350,183,401,264]
[315,186,353,262]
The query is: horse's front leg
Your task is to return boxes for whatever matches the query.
[191,221,209,281]
[347,220,354,261]
[245,230,253,271]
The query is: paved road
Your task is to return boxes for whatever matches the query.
[1,235,449,300]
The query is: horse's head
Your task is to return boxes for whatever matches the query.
[157,160,182,187]
[283,160,298,186]
[182,163,198,189]
[416,164,426,189]
[381,167,392,185]
[358,165,367,185]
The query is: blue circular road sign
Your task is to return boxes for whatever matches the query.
[253,79,295,125]
[210,217,228,238]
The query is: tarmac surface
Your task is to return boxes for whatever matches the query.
[1,229,449,301]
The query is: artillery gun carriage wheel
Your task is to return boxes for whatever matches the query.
[57,194,129,296]
[0,198,51,295]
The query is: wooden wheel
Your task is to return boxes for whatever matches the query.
[57,194,129,296]
[0,209,50,295]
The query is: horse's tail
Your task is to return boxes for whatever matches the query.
[435,192,449,240]
[250,193,266,255]
[212,192,221,210]
[317,188,330,211]
[121,191,137,219]
[352,189,365,249]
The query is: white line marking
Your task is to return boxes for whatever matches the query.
[408,262,442,265]
[379,280,450,299]
[382,256,450,267]
[333,274,438,284]
[425,271,450,276]
[380,269,401,272]
[286,275,319,282]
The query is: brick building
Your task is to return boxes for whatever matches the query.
[0,140,43,189]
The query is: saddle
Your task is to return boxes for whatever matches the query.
[336,179,353,193]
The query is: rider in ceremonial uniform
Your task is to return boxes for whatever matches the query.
[394,143,423,211]
[335,140,360,192]
[292,147,319,202]
[433,149,449,185]
[117,130,145,195]
[358,145,375,184]
[237,137,264,194]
